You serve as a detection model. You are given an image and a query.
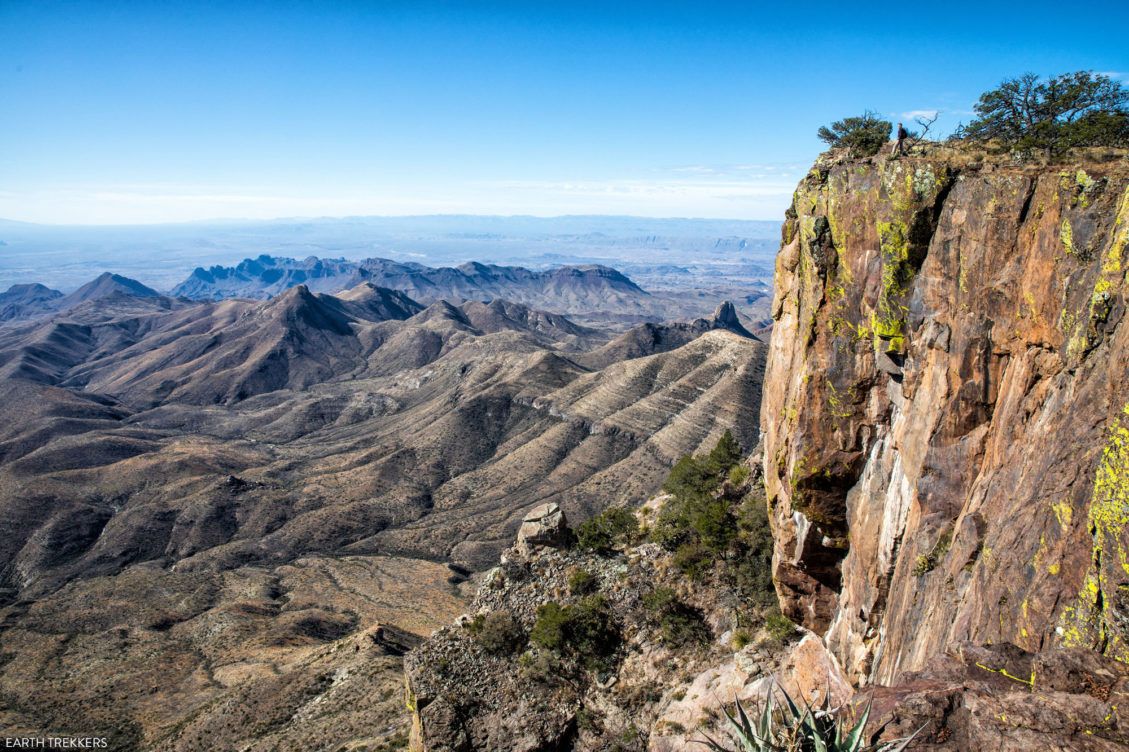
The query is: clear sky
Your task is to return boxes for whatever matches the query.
[2,0,1127,224]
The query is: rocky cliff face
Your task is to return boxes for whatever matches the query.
[762,151,1129,687]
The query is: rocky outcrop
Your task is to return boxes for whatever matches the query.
[761,151,1129,689]
[867,642,1129,750]
[515,502,570,557]
[709,300,756,339]
[405,474,795,752]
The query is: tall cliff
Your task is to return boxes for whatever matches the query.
[762,151,1129,686]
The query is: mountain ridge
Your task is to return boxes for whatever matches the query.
[0,271,766,748]
[169,255,651,321]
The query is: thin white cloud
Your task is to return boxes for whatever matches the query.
[90,191,286,205]
[901,109,939,121]
[0,166,808,224]
[476,174,801,219]
[489,178,797,199]
[669,165,720,175]
[666,162,806,176]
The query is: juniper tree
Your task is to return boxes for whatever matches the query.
[817,111,893,157]
[956,71,1129,157]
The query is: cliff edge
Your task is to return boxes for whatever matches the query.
[762,150,1129,687]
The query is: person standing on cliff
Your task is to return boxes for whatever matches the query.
[891,122,909,157]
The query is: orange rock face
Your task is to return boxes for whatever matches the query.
[762,151,1129,686]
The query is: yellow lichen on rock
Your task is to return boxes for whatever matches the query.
[1061,218,1076,255]
[1059,403,1129,661]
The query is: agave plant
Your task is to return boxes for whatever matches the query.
[697,682,921,752]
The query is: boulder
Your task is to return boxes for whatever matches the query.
[355,622,423,656]
[515,502,569,557]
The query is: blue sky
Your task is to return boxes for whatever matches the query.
[1,0,1126,224]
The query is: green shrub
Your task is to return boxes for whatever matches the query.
[662,430,744,501]
[576,506,639,554]
[529,595,619,670]
[911,529,953,576]
[611,724,643,752]
[694,496,735,553]
[648,507,692,551]
[672,540,713,580]
[663,455,716,499]
[576,705,598,732]
[518,649,562,685]
[568,567,598,595]
[529,602,569,651]
[466,610,525,655]
[707,430,743,474]
[650,434,781,614]
[728,494,777,609]
[763,611,796,644]
[655,490,734,556]
[650,434,784,624]
[643,587,710,647]
[727,464,750,488]
[817,111,892,158]
[654,432,745,552]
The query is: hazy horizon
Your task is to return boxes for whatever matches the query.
[0,213,782,292]
[0,211,782,228]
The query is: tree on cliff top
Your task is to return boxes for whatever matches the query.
[956,71,1129,157]
[817,111,892,157]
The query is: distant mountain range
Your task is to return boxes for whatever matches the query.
[2,256,772,331]
[170,255,650,317]
[0,259,645,324]
[0,274,762,578]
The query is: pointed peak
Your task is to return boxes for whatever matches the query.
[711,300,738,326]
[270,284,319,309]
[708,300,755,339]
[64,273,161,304]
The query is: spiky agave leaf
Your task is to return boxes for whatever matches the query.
[807,716,830,752]
[695,689,797,752]
[717,696,773,752]
[757,689,774,743]
[837,701,871,752]
[692,731,734,751]
[775,681,804,724]
[733,696,758,745]
[799,695,835,752]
